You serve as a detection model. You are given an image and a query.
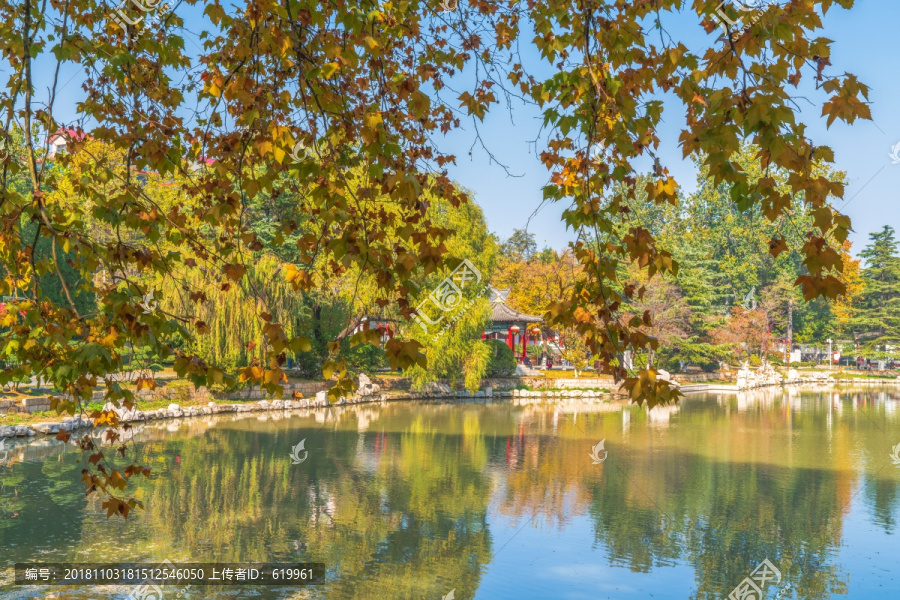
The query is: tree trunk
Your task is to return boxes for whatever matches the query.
[312,302,326,351]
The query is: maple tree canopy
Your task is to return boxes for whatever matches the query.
[0,0,864,515]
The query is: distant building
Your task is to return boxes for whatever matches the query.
[342,288,547,363]
[46,128,85,159]
[339,316,397,345]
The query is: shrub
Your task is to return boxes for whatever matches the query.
[164,379,193,401]
[513,343,543,363]
[486,340,517,377]
[341,340,387,374]
[149,362,164,372]
[749,355,762,367]
[657,342,728,373]
[292,351,324,379]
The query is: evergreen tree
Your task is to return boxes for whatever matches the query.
[500,229,538,262]
[851,226,900,346]
[672,240,721,331]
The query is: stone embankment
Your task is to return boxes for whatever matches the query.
[712,365,900,392]
[5,366,898,440]
[733,365,843,391]
[0,373,622,441]
[0,415,93,438]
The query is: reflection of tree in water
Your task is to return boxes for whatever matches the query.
[687,462,847,599]
[576,391,900,600]
[864,472,899,533]
[0,448,88,554]
[0,465,27,530]
[2,392,899,599]
[124,408,492,599]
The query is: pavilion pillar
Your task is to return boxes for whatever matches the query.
[506,328,513,351]
[522,328,528,361]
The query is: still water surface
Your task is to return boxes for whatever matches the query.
[1,387,899,599]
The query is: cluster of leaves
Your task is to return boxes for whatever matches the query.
[531,1,864,405]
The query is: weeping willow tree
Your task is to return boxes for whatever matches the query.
[406,298,493,392]
[160,254,309,372]
[404,192,497,392]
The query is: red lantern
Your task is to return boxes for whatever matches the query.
[510,326,520,334]
[532,327,540,335]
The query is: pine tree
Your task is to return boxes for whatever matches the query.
[500,229,538,262]
[851,226,900,347]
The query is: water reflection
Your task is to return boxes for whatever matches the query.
[0,388,898,599]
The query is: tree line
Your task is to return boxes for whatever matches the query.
[494,146,899,371]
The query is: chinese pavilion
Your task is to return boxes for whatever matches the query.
[482,288,543,362]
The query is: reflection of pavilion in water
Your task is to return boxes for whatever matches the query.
[308,485,337,527]
[646,403,680,427]
[504,416,537,469]
[501,401,684,469]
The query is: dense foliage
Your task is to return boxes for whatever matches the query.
[485,340,516,378]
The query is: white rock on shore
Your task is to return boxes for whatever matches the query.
[2,381,618,442]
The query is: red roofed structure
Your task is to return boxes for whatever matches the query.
[46,128,87,159]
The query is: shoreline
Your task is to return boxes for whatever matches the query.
[679,378,900,394]
[0,385,623,442]
[0,372,900,442]
[2,380,899,448]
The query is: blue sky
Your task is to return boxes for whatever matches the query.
[38,1,899,257]
[438,1,900,256]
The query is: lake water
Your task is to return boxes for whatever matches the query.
[1,387,899,599]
